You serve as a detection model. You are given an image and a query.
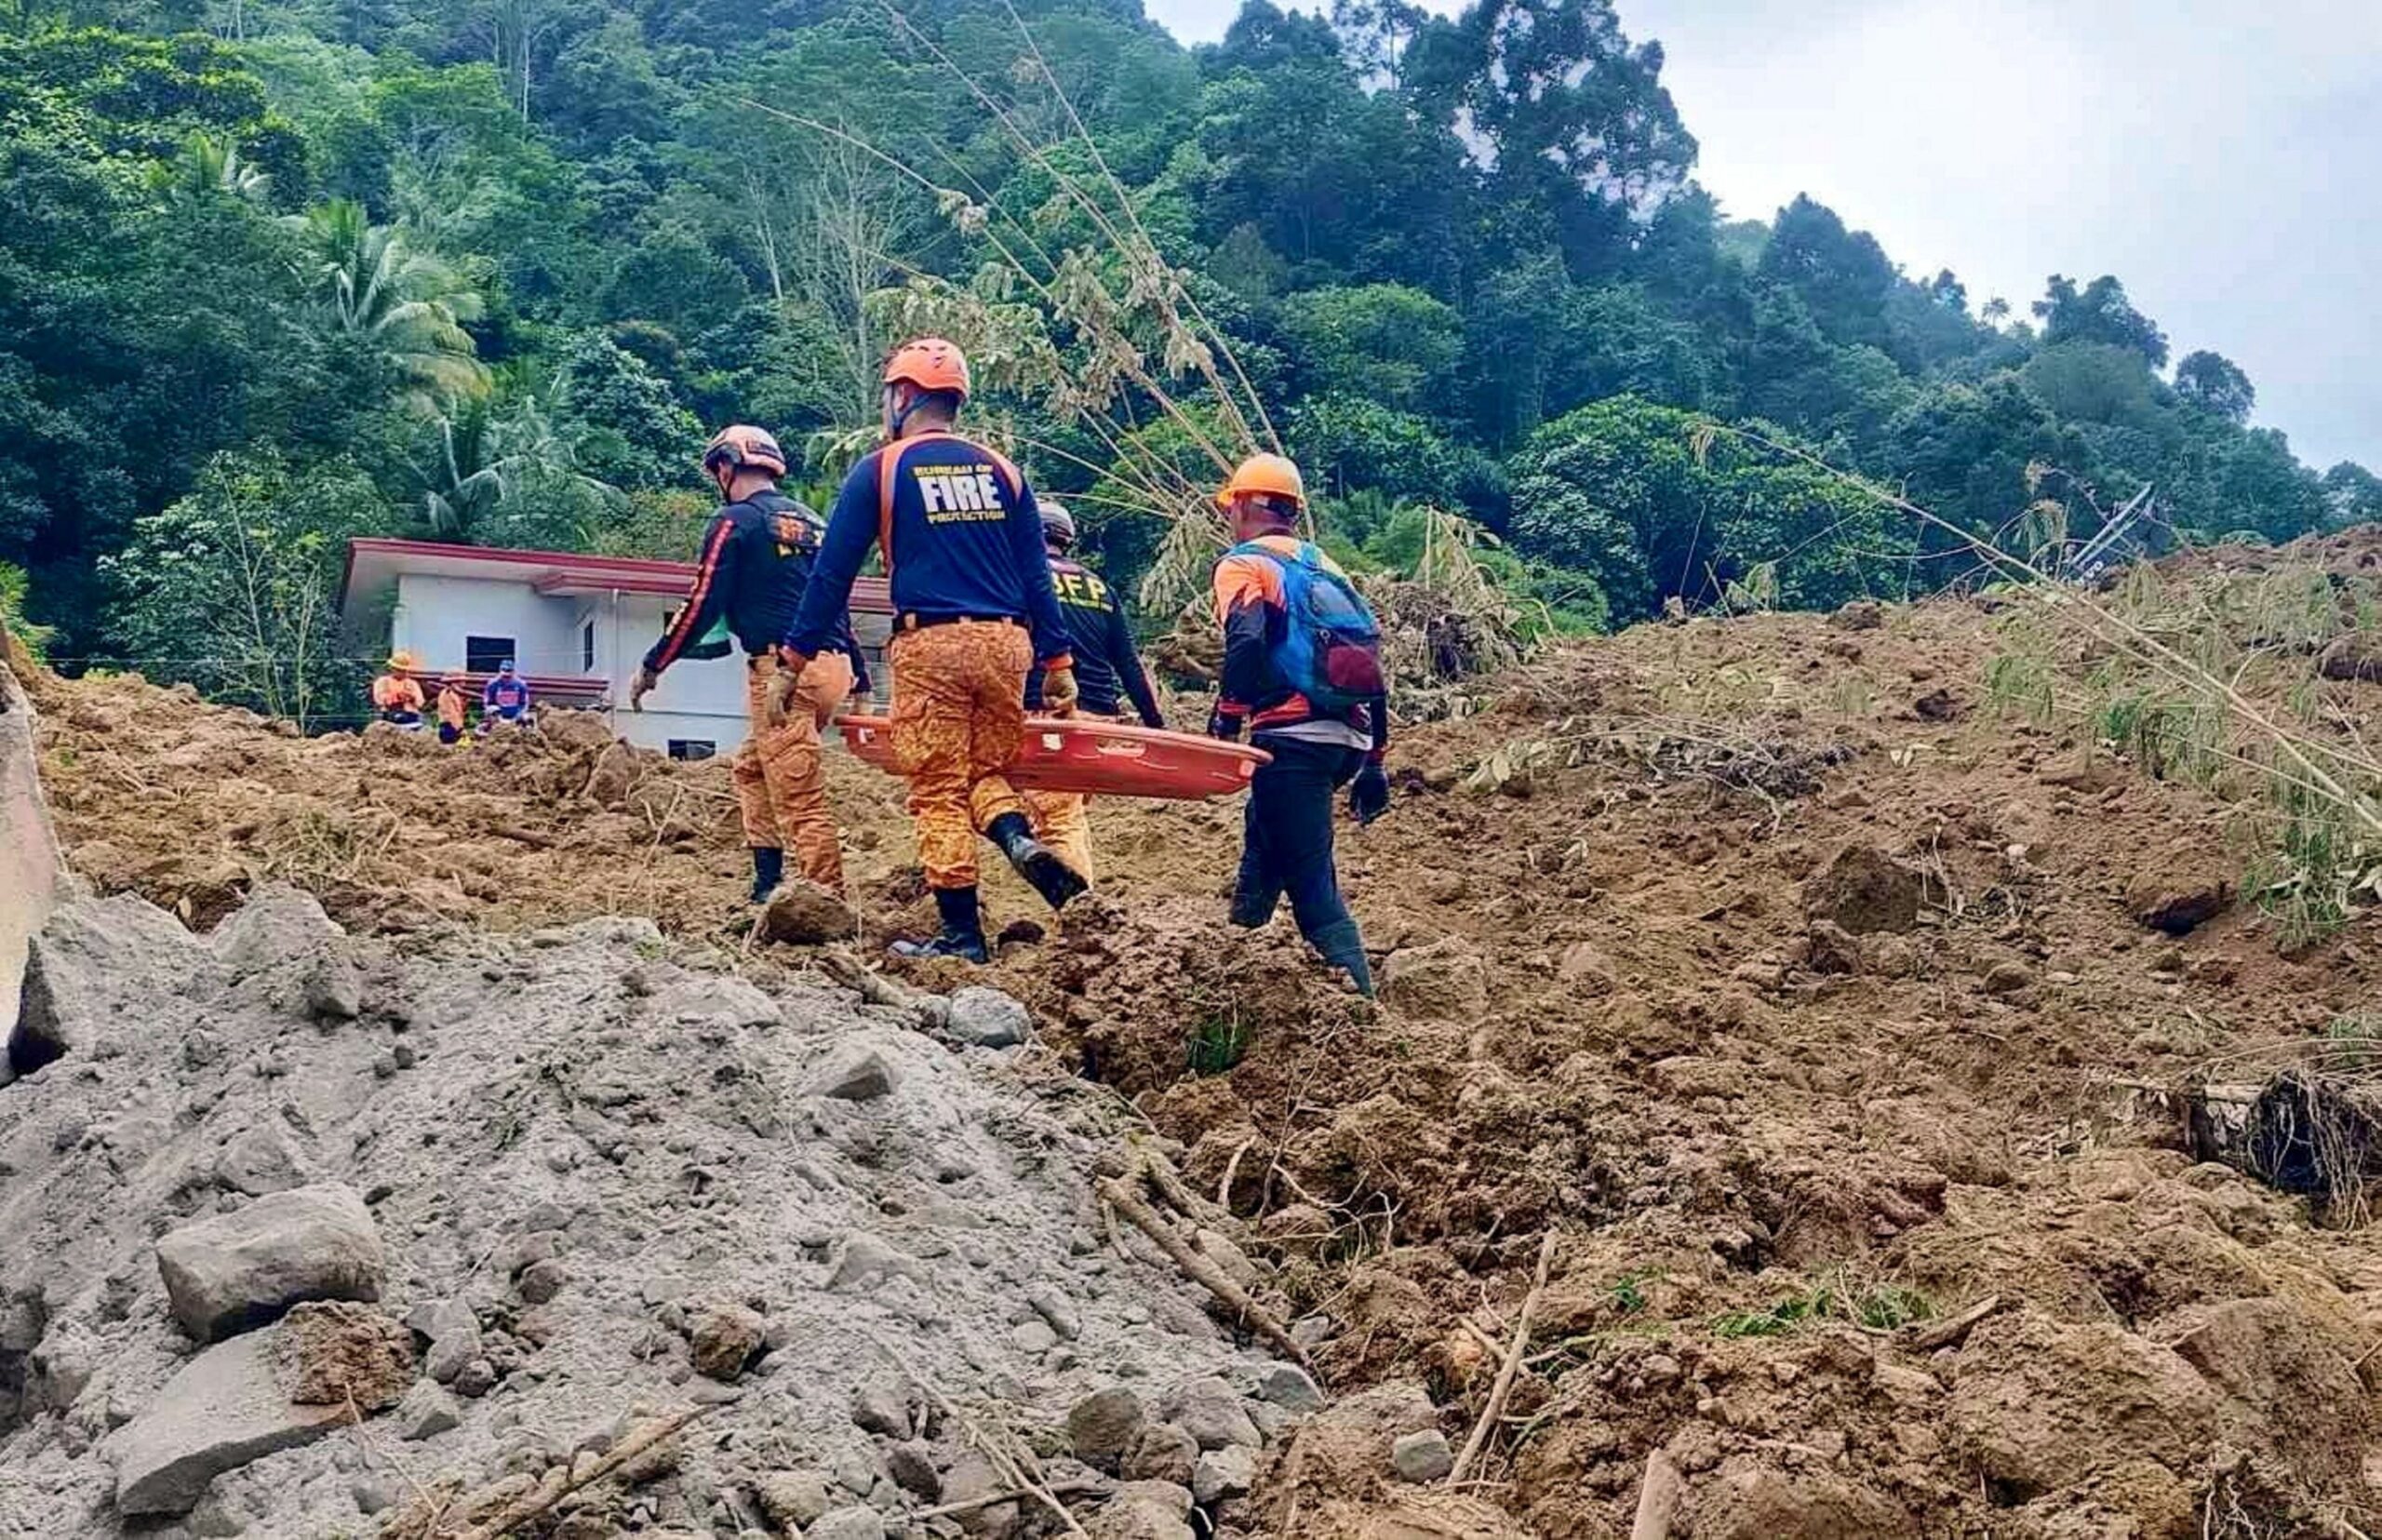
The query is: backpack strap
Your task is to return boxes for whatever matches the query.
[875,444,901,578]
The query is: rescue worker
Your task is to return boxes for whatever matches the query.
[482,659,530,725]
[783,336,1081,963]
[371,650,425,729]
[1020,500,1166,883]
[629,424,870,903]
[435,673,470,745]
[1208,452,1390,996]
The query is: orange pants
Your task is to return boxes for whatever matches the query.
[1024,787,1092,882]
[735,650,853,891]
[889,622,1032,890]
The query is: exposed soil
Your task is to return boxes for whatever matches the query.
[26,575,2382,1537]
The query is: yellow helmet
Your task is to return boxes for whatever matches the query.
[386,649,419,671]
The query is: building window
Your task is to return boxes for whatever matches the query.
[667,740,716,762]
[465,635,516,675]
[581,621,596,672]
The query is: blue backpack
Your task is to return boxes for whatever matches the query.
[1231,539,1386,714]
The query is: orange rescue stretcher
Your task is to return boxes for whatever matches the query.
[834,715,1269,799]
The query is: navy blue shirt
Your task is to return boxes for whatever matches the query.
[788,432,1070,665]
[1024,556,1163,725]
[645,489,864,681]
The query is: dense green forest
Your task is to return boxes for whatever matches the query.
[5,0,2377,710]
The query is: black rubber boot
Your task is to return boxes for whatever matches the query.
[1307,917,1375,998]
[890,886,991,964]
[749,847,784,904]
[986,811,1087,912]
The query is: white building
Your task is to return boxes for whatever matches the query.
[340,538,893,757]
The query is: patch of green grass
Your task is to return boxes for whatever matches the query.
[1710,1278,1935,1339]
[1608,1268,1661,1317]
[1187,1013,1253,1077]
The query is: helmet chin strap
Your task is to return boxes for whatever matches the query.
[884,382,932,441]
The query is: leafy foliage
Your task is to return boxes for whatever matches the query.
[0,0,2364,697]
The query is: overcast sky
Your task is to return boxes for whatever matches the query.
[1143,0,2382,473]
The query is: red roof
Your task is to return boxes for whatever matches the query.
[341,537,892,612]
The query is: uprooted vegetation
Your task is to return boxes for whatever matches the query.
[17,535,2382,1536]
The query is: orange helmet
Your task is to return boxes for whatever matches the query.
[882,337,971,401]
[1214,452,1305,513]
[702,424,787,478]
[386,649,419,672]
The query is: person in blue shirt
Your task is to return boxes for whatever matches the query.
[781,337,1083,962]
[482,660,531,725]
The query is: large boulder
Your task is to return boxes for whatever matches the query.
[208,883,341,980]
[155,1184,386,1343]
[1949,1311,2220,1501]
[113,1322,353,1515]
[11,894,213,1081]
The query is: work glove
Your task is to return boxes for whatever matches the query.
[1041,661,1078,715]
[1349,759,1390,825]
[628,664,659,712]
[1206,704,1242,742]
[765,668,803,729]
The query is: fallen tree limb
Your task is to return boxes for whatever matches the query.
[1629,1450,1683,1540]
[1900,1293,2003,1354]
[449,1402,709,1540]
[1449,1229,1559,1484]
[915,1480,1100,1521]
[1098,1174,1312,1372]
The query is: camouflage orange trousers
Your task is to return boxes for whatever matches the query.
[735,649,853,891]
[888,621,1032,890]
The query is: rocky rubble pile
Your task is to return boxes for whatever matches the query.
[0,882,1401,1539]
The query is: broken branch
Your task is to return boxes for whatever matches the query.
[1098,1174,1313,1373]
[1449,1229,1559,1484]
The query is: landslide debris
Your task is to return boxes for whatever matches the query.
[0,877,1321,1537]
[23,568,2382,1536]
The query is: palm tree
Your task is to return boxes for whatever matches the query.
[288,200,488,413]
[151,131,271,204]
[418,393,622,542]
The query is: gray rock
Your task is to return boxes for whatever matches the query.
[1121,1422,1198,1486]
[1163,1377,1260,1452]
[828,1232,928,1292]
[302,953,363,1021]
[1010,1319,1060,1355]
[216,1126,310,1198]
[884,1439,940,1500]
[154,1184,385,1343]
[1026,1284,1083,1343]
[1088,1481,1195,1540]
[945,986,1031,1049]
[1254,1362,1324,1413]
[1191,1445,1255,1505]
[808,1506,888,1540]
[13,894,212,1078]
[1067,1386,1146,1470]
[211,885,341,978]
[756,1469,833,1529]
[830,1443,878,1495]
[939,1451,1021,1538]
[452,1359,497,1399]
[350,1476,399,1514]
[421,1300,480,1385]
[1390,1428,1452,1482]
[851,1376,914,1438]
[113,1329,349,1516]
[517,1259,567,1305]
[816,1047,898,1102]
[393,1381,461,1441]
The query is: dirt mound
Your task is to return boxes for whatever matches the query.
[26,592,2382,1535]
